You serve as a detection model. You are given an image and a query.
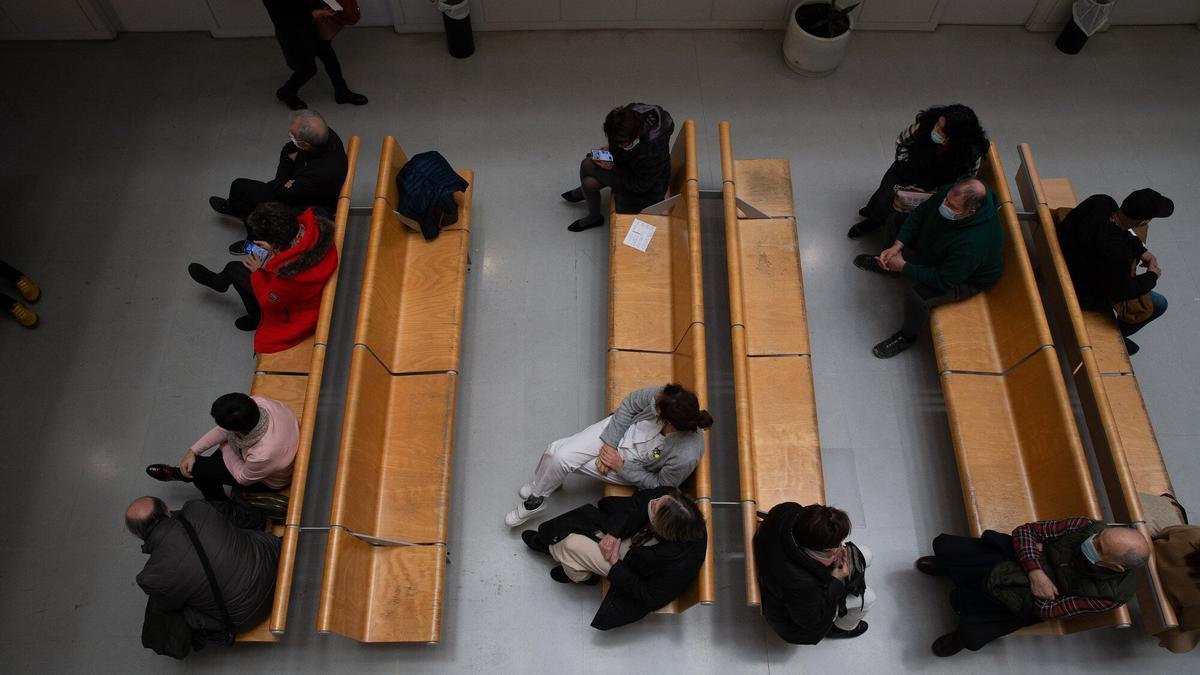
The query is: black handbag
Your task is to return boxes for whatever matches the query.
[837,541,869,617]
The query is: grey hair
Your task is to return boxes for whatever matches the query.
[952,178,987,211]
[649,491,707,543]
[291,110,329,145]
[1113,548,1149,568]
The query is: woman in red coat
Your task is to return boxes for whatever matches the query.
[188,202,337,354]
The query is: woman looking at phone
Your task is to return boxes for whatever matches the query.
[561,102,675,232]
[187,202,337,354]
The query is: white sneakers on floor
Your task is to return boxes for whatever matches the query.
[505,497,546,527]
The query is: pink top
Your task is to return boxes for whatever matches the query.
[190,395,299,489]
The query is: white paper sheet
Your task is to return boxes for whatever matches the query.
[324,0,345,11]
[622,218,656,252]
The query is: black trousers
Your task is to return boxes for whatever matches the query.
[861,160,911,234]
[276,25,347,93]
[217,260,261,325]
[932,533,1040,651]
[225,178,277,222]
[0,258,19,309]
[192,450,270,502]
[900,281,981,339]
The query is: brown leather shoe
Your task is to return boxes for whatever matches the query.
[145,464,190,482]
[915,555,944,576]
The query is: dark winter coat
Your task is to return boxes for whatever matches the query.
[610,103,675,214]
[269,127,348,216]
[1055,194,1156,308]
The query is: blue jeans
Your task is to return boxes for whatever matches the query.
[1118,291,1167,337]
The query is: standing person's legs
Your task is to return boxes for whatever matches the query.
[274,28,319,108]
[564,157,618,232]
[527,417,613,498]
[1118,290,1168,338]
[549,533,614,582]
[315,40,368,104]
[190,450,239,501]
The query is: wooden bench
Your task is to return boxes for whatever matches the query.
[717,122,822,607]
[929,143,1132,635]
[316,137,472,643]
[236,135,361,642]
[603,118,715,612]
[1015,143,1177,636]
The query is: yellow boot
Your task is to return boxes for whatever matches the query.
[15,275,39,303]
[9,301,37,328]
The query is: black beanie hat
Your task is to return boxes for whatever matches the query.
[1120,189,1174,221]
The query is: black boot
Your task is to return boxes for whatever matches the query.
[521,530,549,554]
[847,219,881,239]
[568,216,605,232]
[275,88,307,110]
[873,331,915,359]
[188,264,230,292]
[827,621,869,639]
[561,188,584,203]
[932,632,965,657]
[334,88,369,106]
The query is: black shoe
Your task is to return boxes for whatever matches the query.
[209,196,233,216]
[915,556,944,576]
[853,254,893,275]
[561,188,584,203]
[235,315,259,332]
[188,263,229,292]
[1124,338,1140,355]
[932,632,965,657]
[550,565,599,585]
[873,331,915,359]
[521,530,549,554]
[229,240,248,255]
[847,219,881,239]
[858,207,870,218]
[568,216,604,232]
[334,88,369,106]
[145,464,191,483]
[275,88,307,110]
[827,621,869,639]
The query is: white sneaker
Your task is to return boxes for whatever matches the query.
[505,499,546,527]
[518,484,533,500]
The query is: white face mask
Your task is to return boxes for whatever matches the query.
[622,137,640,150]
[931,129,946,145]
[938,200,959,220]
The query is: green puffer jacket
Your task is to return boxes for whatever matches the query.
[896,184,1004,292]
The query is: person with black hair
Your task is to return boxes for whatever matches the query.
[520,486,707,630]
[754,502,875,644]
[187,202,338,353]
[505,384,712,527]
[145,392,299,501]
[560,102,674,232]
[127,496,280,652]
[849,104,989,240]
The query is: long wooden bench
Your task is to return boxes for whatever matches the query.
[316,137,472,643]
[236,135,361,641]
[1015,143,1177,636]
[717,122,821,607]
[929,143,1132,635]
[603,118,715,612]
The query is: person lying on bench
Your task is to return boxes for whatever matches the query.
[916,517,1149,657]
[188,202,338,353]
[755,503,875,643]
[1055,188,1174,355]
[128,496,280,658]
[848,104,989,240]
[209,110,347,244]
[505,384,712,527]
[145,392,299,502]
[561,102,674,232]
[520,486,706,630]
[853,177,1003,358]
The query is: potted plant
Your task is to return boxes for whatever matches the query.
[782,0,859,76]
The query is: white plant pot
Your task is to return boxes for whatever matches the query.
[782,0,854,76]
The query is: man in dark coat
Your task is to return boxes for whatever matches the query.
[127,497,280,638]
[209,110,347,250]
[754,502,873,644]
[1055,188,1174,355]
[522,486,706,630]
[262,0,367,110]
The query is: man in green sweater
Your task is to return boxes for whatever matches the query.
[853,178,1003,358]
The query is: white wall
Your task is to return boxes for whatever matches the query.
[6,0,1200,40]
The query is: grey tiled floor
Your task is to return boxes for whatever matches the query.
[1,25,1198,674]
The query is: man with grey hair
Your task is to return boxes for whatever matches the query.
[209,110,347,252]
[852,177,1003,358]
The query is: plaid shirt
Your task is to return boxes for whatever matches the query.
[1011,517,1122,621]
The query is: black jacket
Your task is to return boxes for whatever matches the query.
[537,486,706,630]
[610,103,674,214]
[270,127,348,216]
[754,502,846,645]
[1056,194,1156,308]
[137,500,280,633]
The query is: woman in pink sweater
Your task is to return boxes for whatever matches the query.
[145,393,298,500]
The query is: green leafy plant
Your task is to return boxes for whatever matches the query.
[796,1,860,39]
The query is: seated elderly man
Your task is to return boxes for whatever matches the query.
[209,110,348,250]
[128,497,279,657]
[916,516,1150,657]
[852,177,1003,358]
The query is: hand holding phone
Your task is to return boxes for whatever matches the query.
[591,148,614,163]
[243,241,271,260]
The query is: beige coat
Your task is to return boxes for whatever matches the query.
[1154,525,1200,653]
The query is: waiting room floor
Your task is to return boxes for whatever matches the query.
[0,23,1197,674]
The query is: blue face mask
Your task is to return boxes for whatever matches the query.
[931,129,946,145]
[1080,534,1103,565]
[938,201,958,221]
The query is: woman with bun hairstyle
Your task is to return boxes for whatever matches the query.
[505,384,712,527]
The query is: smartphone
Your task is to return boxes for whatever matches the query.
[243,242,271,260]
[591,148,614,162]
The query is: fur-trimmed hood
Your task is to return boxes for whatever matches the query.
[266,209,335,279]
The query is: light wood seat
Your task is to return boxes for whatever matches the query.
[604,119,715,613]
[1016,143,1176,635]
[719,122,822,607]
[319,136,472,642]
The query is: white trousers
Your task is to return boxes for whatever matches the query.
[527,416,635,497]
[834,544,877,631]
